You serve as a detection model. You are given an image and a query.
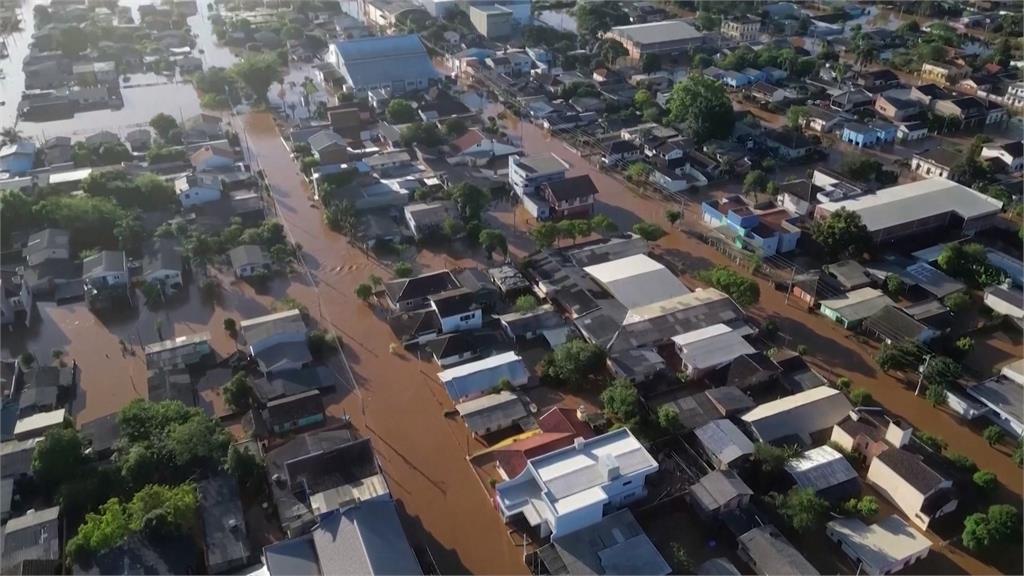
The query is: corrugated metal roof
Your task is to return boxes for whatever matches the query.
[333,34,437,90]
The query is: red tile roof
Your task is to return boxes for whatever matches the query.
[493,408,595,478]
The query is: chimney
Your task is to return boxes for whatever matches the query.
[600,454,620,481]
[885,419,912,448]
[573,437,585,450]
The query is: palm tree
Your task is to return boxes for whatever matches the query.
[0,127,21,145]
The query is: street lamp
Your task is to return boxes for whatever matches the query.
[914,354,933,396]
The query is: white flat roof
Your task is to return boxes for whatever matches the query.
[438,351,523,381]
[531,428,658,515]
[818,177,1003,232]
[609,20,704,44]
[826,515,931,570]
[13,408,67,435]
[672,323,755,370]
[584,254,690,309]
[624,288,729,325]
[742,386,844,422]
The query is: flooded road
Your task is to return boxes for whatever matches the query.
[237,112,528,574]
[1,0,235,138]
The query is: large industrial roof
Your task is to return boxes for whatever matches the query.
[584,254,690,309]
[332,34,438,89]
[818,177,1003,232]
[609,20,703,45]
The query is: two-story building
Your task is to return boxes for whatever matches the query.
[509,154,568,219]
[874,93,922,122]
[911,148,959,179]
[428,288,482,333]
[539,175,599,221]
[82,250,129,309]
[933,96,988,131]
[920,61,968,86]
[721,15,761,42]
[495,428,658,538]
[701,196,802,256]
[980,141,1023,173]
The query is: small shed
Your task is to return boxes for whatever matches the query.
[784,445,860,502]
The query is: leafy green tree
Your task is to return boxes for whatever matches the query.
[769,487,829,532]
[400,122,444,147]
[227,445,265,494]
[849,388,871,406]
[625,162,652,183]
[943,291,971,312]
[669,543,693,574]
[937,242,1006,288]
[530,222,560,248]
[394,262,413,278]
[479,229,507,258]
[541,339,607,388]
[786,106,808,130]
[575,1,628,38]
[633,89,653,109]
[641,53,661,73]
[230,54,282,103]
[149,113,179,141]
[696,266,760,306]
[442,217,464,240]
[835,376,852,392]
[875,340,922,373]
[589,214,617,235]
[811,207,871,260]
[954,336,974,356]
[983,425,1004,447]
[752,442,799,474]
[842,496,879,518]
[116,400,231,488]
[973,470,997,493]
[448,182,490,222]
[600,379,640,427]
[514,295,539,313]
[598,38,627,66]
[924,356,961,390]
[963,505,1020,552]
[443,117,468,137]
[355,283,373,302]
[925,383,948,407]
[914,431,947,452]
[32,428,87,494]
[557,220,579,245]
[657,405,680,433]
[885,275,905,296]
[386,99,417,124]
[632,222,666,242]
[666,75,735,144]
[1014,444,1023,468]
[742,170,768,198]
[665,209,682,226]
[65,498,132,559]
[223,373,253,412]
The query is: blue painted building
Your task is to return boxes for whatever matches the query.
[721,71,753,88]
[841,122,897,148]
[0,142,37,176]
[701,196,802,256]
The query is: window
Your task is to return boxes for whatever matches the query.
[622,480,632,486]
[458,313,475,322]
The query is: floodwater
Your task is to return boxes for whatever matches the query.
[237,112,528,574]
[0,0,236,138]
[534,9,577,34]
[479,101,1021,575]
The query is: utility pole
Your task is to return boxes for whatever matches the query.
[915,354,932,396]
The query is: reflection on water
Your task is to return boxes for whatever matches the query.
[535,9,577,34]
[1,0,237,138]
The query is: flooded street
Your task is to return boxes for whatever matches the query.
[237,112,528,574]
[1,0,236,138]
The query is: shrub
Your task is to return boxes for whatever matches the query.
[835,376,852,392]
[394,262,413,278]
[972,470,997,493]
[849,388,871,406]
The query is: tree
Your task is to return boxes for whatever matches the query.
[116,400,231,488]
[65,498,132,559]
[355,283,373,302]
[148,114,179,142]
[983,425,1004,447]
[657,405,680,433]
[742,170,768,198]
[925,383,948,407]
[600,379,640,427]
[58,26,89,57]
[924,356,961,390]
[442,217,464,240]
[632,222,666,242]
[529,222,560,248]
[443,117,468,137]
[598,38,627,66]
[227,445,265,494]
[1014,444,1023,469]
[514,295,539,313]
[835,376,852,392]
[633,89,653,109]
[884,275,905,296]
[954,336,974,356]
[590,214,617,235]
[448,183,490,222]
[842,496,879,518]
[937,242,1005,288]
[849,388,871,406]
[394,262,413,278]
[479,229,507,258]
[625,162,652,183]
[575,1,628,39]
[973,470,998,493]
[875,340,922,373]
[666,75,735,144]
[665,209,682,226]
[962,505,1020,552]
[669,543,692,574]
[914,431,947,452]
[230,54,282,104]
[386,99,417,124]
[32,428,87,494]
[769,487,829,532]
[540,339,607,388]
[811,207,870,260]
[696,266,760,306]
[786,106,808,130]
[752,442,799,474]
[400,122,445,147]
